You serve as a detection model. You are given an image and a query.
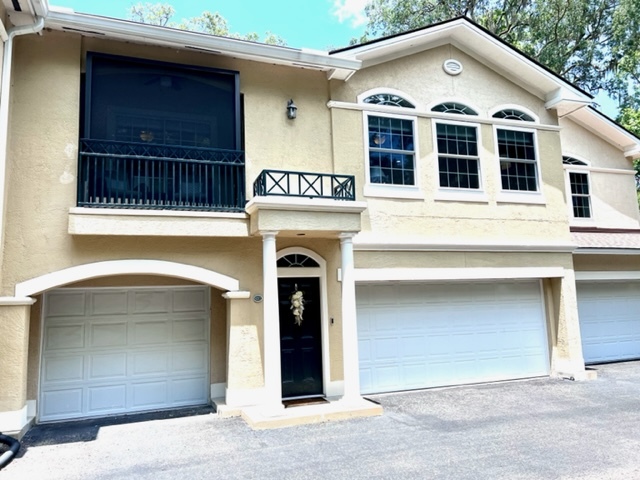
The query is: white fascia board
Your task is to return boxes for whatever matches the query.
[566,107,640,158]
[43,9,360,76]
[333,19,589,102]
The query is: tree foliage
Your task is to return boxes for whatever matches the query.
[358,0,640,111]
[128,3,286,46]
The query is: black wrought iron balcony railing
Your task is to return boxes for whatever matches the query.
[253,169,356,201]
[77,139,245,212]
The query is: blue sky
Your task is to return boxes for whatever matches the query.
[51,0,369,50]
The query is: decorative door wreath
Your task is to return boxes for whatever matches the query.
[290,284,305,326]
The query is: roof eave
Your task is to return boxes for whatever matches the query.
[43,8,361,77]
[332,18,590,104]
[565,107,640,159]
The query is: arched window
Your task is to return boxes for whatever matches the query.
[431,102,478,115]
[276,254,320,268]
[562,156,588,166]
[363,93,415,108]
[493,109,535,122]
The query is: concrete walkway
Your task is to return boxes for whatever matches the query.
[5,362,640,479]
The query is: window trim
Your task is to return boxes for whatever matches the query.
[565,169,593,221]
[357,87,418,109]
[562,159,594,223]
[426,98,482,117]
[362,110,422,198]
[493,124,544,202]
[432,119,486,199]
[488,104,539,123]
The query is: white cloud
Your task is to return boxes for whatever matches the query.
[331,0,369,28]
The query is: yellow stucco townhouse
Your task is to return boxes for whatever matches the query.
[1,1,639,437]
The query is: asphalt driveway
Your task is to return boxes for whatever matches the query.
[4,362,640,480]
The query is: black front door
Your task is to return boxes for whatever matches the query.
[278,277,323,398]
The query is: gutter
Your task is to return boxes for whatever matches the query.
[0,15,45,278]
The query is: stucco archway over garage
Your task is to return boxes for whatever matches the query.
[15,259,241,297]
[14,260,245,424]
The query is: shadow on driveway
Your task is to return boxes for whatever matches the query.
[19,405,214,450]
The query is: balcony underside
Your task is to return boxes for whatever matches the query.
[245,196,367,237]
[69,207,250,237]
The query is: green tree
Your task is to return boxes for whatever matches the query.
[618,108,640,206]
[128,3,286,45]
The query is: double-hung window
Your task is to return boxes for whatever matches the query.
[431,102,481,191]
[563,156,592,219]
[367,115,416,186]
[496,128,539,192]
[361,92,417,191]
[436,123,480,189]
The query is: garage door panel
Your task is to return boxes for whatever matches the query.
[578,282,640,363]
[90,353,127,380]
[90,291,128,316]
[131,350,170,376]
[41,286,210,422]
[41,389,83,418]
[45,324,85,351]
[132,291,170,314]
[357,281,548,394]
[88,385,127,413]
[132,320,170,346]
[173,289,207,312]
[90,322,128,348]
[172,376,208,403]
[173,318,207,342]
[46,292,86,317]
[43,356,84,383]
[172,346,207,373]
[131,381,169,408]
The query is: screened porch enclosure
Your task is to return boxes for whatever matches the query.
[78,53,245,212]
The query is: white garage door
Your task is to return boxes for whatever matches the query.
[357,281,549,394]
[40,287,210,422]
[577,282,640,364]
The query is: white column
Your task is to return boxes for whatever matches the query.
[261,231,283,413]
[340,233,362,404]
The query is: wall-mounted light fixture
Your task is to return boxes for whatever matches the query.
[287,99,298,119]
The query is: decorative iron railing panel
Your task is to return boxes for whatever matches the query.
[78,139,245,212]
[253,169,355,201]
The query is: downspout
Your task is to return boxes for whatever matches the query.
[0,15,45,282]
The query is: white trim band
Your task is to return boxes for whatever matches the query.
[16,260,240,297]
[222,291,251,300]
[352,267,566,283]
[575,271,640,281]
[0,296,36,306]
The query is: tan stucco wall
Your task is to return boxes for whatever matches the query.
[559,118,639,228]
[573,254,640,271]
[331,46,556,124]
[0,305,31,411]
[26,296,41,401]
[560,118,634,170]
